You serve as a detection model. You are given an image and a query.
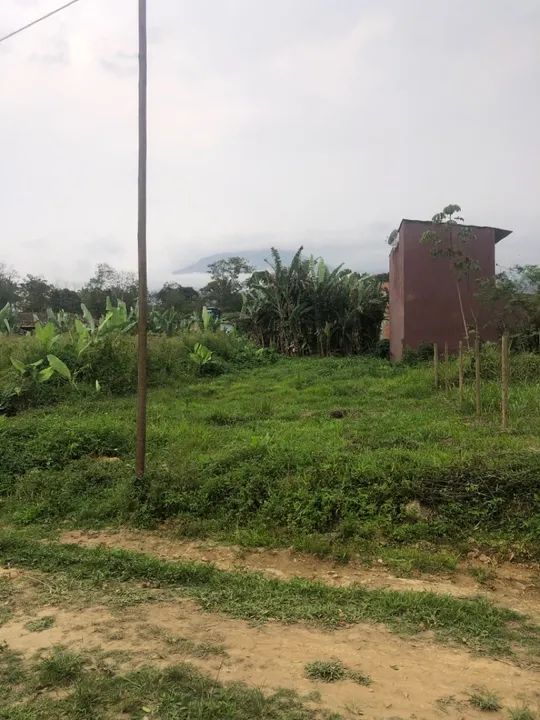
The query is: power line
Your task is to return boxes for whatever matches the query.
[0,0,82,45]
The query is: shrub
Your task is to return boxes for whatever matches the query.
[0,330,269,412]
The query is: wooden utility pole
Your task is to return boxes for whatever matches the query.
[501,333,509,430]
[433,343,439,389]
[135,0,148,479]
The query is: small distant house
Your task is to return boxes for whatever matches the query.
[17,312,40,334]
[388,219,511,361]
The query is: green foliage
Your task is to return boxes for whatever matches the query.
[153,281,199,314]
[189,342,216,374]
[0,303,17,336]
[1,358,539,558]
[242,247,387,355]
[80,263,138,318]
[34,322,59,353]
[0,264,20,309]
[48,287,82,314]
[46,307,74,332]
[10,356,54,385]
[19,274,52,313]
[478,265,540,348]
[2,323,75,412]
[201,256,255,312]
[46,354,72,383]
[0,330,269,413]
[149,306,184,336]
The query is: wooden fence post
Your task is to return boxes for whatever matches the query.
[475,335,481,418]
[433,343,439,389]
[444,341,449,392]
[458,340,464,407]
[501,333,509,430]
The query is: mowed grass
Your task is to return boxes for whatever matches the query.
[1,532,539,660]
[0,357,539,557]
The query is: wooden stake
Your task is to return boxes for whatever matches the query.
[475,335,481,418]
[433,343,439,389]
[135,0,148,480]
[501,333,509,430]
[444,341,449,392]
[458,340,464,407]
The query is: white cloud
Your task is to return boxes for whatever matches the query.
[0,0,538,289]
[270,10,394,102]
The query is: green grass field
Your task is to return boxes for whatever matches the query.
[1,356,538,560]
[1,354,540,718]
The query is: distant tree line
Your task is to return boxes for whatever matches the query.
[0,250,392,355]
[0,256,255,318]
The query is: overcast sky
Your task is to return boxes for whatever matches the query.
[1,0,539,289]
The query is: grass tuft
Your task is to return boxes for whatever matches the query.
[305,659,371,686]
[305,659,347,683]
[469,687,502,712]
[508,708,537,720]
[37,646,85,687]
[24,615,56,633]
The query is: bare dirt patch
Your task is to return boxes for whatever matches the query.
[2,582,539,720]
[60,528,540,620]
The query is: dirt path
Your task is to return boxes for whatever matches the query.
[2,575,539,720]
[2,530,539,718]
[61,528,540,621]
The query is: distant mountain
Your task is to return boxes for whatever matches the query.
[174,249,297,274]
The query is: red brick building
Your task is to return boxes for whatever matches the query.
[388,219,511,361]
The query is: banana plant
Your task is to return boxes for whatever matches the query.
[188,343,214,374]
[10,357,55,385]
[34,321,60,353]
[98,297,137,335]
[10,353,73,386]
[75,298,137,356]
[46,308,73,333]
[0,303,16,335]
[149,307,182,336]
[202,305,220,331]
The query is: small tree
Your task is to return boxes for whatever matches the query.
[478,265,540,349]
[19,274,53,313]
[49,287,82,314]
[421,204,479,348]
[201,256,254,312]
[153,282,199,313]
[0,264,20,308]
[80,264,138,318]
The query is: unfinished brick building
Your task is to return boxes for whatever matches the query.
[388,219,511,361]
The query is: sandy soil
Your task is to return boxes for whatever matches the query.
[61,528,540,621]
[2,589,539,720]
[1,529,539,719]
